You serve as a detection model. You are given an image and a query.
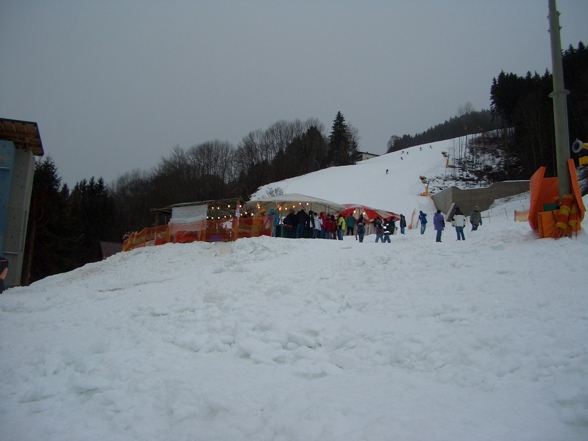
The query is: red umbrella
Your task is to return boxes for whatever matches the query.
[341,204,399,221]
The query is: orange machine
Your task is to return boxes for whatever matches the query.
[528,159,585,238]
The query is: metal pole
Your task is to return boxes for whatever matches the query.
[547,0,571,198]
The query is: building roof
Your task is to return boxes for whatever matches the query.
[0,118,44,156]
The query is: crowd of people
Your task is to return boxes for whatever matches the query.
[279,209,349,240]
[269,208,407,242]
[266,205,482,243]
[432,205,483,242]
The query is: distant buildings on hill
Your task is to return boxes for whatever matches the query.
[357,151,379,161]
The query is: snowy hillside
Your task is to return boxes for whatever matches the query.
[1,139,587,441]
[252,137,500,219]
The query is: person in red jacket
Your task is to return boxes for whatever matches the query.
[319,212,327,238]
[324,215,336,239]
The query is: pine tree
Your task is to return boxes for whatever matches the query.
[69,177,117,264]
[563,42,588,142]
[328,111,353,166]
[487,52,588,177]
[284,126,328,177]
[22,157,78,284]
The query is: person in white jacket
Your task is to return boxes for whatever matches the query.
[312,212,322,239]
[452,207,466,241]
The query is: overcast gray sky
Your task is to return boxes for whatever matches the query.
[1,1,587,187]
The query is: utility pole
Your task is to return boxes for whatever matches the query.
[548,0,571,198]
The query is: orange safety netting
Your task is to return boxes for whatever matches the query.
[123,217,274,252]
[122,225,170,251]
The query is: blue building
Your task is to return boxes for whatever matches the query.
[0,119,44,288]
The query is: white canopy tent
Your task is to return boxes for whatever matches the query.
[243,193,345,217]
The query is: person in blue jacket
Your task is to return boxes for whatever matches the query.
[418,211,428,234]
[433,210,445,242]
[268,209,280,237]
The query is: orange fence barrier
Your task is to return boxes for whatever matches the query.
[122,225,170,251]
[123,218,273,252]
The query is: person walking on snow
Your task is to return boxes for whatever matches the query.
[337,214,346,240]
[311,211,322,238]
[452,207,466,241]
[324,215,336,239]
[356,215,366,242]
[373,217,384,243]
[399,214,406,234]
[418,211,428,234]
[470,206,482,231]
[346,213,356,236]
[382,218,392,243]
[433,210,445,242]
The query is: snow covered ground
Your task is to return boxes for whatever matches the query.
[1,139,587,441]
